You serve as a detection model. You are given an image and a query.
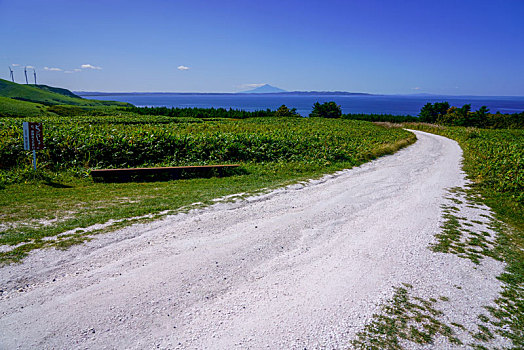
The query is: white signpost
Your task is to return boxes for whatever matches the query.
[22,122,44,170]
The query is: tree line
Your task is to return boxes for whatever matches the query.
[124,106,276,119]
[310,101,522,129]
[124,102,522,129]
[419,102,523,129]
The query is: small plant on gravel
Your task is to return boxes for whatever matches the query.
[351,284,463,349]
[431,187,501,264]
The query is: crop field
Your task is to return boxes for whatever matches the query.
[0,115,415,262]
[0,117,414,183]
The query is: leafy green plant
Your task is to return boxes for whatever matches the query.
[343,113,418,123]
[125,105,276,119]
[0,117,415,184]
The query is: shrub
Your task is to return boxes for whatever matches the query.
[419,102,450,123]
[309,102,342,118]
[274,105,300,117]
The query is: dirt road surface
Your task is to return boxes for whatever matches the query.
[0,130,505,349]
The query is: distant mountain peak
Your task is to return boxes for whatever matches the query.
[240,84,287,93]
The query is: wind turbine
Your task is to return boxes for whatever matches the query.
[33,68,37,85]
[24,66,28,84]
[8,66,14,82]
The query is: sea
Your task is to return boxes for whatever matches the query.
[77,93,524,117]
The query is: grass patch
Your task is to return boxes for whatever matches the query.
[431,187,501,264]
[0,96,53,118]
[0,162,333,262]
[351,284,463,349]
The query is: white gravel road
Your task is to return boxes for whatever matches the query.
[0,130,506,349]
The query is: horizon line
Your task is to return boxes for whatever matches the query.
[74,90,524,98]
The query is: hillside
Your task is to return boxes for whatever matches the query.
[33,84,83,99]
[0,96,50,118]
[0,79,131,107]
[0,79,133,117]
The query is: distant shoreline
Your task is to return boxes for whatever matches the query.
[74,93,524,116]
[76,91,524,99]
[76,91,374,97]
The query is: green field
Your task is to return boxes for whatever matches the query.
[0,78,131,118]
[0,96,51,118]
[0,115,415,262]
[1,116,414,176]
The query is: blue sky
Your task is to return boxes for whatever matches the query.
[1,0,523,95]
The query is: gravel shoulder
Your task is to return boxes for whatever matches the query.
[0,130,506,349]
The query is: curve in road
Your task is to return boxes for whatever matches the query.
[0,130,506,349]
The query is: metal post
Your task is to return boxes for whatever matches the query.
[33,150,37,170]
